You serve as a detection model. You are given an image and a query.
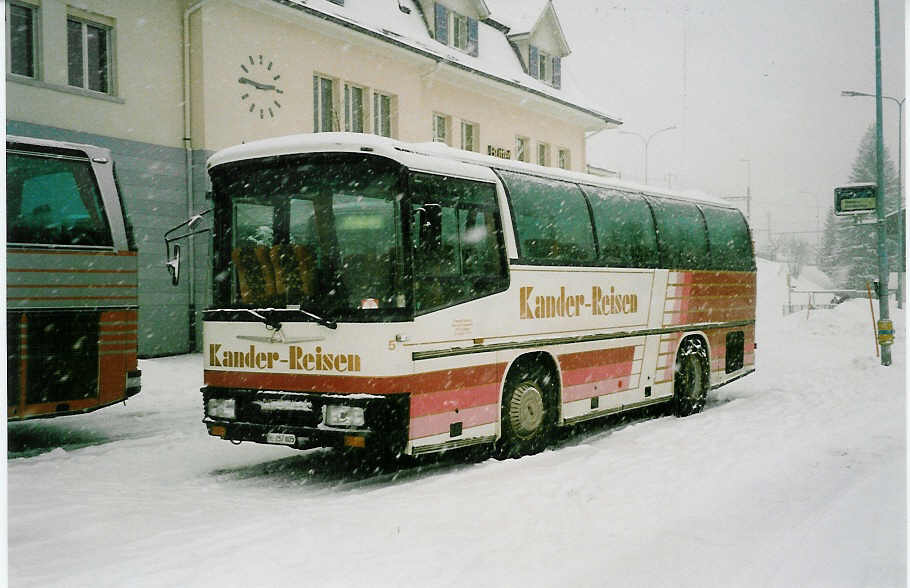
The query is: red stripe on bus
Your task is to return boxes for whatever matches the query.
[100,332,138,340]
[409,382,502,418]
[204,362,507,396]
[561,361,636,389]
[409,403,499,439]
[99,345,138,352]
[562,375,634,403]
[557,346,635,372]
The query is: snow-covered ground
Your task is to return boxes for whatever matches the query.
[7,260,906,587]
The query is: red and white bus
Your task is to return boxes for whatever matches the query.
[7,136,141,420]
[181,133,755,458]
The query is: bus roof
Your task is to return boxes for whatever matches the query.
[7,134,113,162]
[207,132,734,209]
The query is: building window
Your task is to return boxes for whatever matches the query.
[7,2,38,78]
[313,75,336,132]
[538,50,549,82]
[529,45,561,88]
[67,17,113,93]
[434,3,478,56]
[452,13,468,51]
[515,136,529,162]
[537,143,550,167]
[373,92,393,137]
[344,83,365,133]
[558,148,571,170]
[433,113,450,144]
[461,121,478,152]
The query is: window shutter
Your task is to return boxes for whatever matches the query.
[552,56,561,88]
[529,45,539,78]
[313,76,319,132]
[467,17,478,56]
[434,3,449,45]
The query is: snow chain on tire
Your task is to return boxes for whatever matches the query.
[673,338,709,417]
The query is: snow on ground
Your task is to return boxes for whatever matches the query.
[7,260,906,587]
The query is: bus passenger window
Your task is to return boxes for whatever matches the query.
[583,186,658,268]
[497,171,595,265]
[647,197,710,270]
[409,173,507,313]
[6,151,112,247]
[701,205,754,271]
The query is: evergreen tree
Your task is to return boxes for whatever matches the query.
[821,124,900,289]
[849,124,899,213]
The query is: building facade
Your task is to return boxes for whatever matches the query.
[6,0,620,356]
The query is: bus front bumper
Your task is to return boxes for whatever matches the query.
[201,387,409,452]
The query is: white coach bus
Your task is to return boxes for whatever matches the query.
[169,132,755,459]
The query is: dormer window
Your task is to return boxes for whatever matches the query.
[537,49,549,81]
[453,13,468,51]
[433,2,478,56]
[529,45,561,89]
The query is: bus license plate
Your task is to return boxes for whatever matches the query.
[266,432,297,446]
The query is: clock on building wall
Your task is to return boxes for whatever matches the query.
[238,55,284,119]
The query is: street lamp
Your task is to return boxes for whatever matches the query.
[619,125,677,184]
[842,89,905,309]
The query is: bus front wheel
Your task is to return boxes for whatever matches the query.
[672,338,709,417]
[497,373,552,459]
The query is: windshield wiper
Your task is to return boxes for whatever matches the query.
[233,307,337,330]
[237,309,284,331]
[296,307,338,330]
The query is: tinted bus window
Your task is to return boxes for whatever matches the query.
[583,186,658,268]
[6,151,113,247]
[701,206,754,271]
[409,173,507,312]
[498,171,596,265]
[648,197,709,269]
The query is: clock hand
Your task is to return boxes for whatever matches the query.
[238,76,277,91]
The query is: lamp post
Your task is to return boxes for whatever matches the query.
[841,89,905,309]
[619,125,677,184]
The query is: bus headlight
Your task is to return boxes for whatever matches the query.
[324,405,365,427]
[207,398,236,420]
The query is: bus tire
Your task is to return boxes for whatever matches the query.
[672,338,709,417]
[496,366,554,459]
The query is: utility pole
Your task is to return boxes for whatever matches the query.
[740,159,752,222]
[873,0,893,365]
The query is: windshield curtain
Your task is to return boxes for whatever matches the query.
[211,153,408,320]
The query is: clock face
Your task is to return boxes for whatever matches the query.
[238,54,284,119]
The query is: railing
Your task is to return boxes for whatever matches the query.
[782,289,868,316]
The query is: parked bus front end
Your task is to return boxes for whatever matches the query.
[196,133,755,459]
[201,141,453,456]
[7,136,141,420]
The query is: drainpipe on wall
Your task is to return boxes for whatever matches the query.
[182,0,216,352]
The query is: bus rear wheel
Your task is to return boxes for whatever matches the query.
[497,374,552,459]
[672,338,709,417]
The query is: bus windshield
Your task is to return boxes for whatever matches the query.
[210,153,408,319]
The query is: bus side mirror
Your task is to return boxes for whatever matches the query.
[167,244,181,286]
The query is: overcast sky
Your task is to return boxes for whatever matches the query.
[556,0,905,246]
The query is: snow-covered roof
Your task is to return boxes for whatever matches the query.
[271,0,619,127]
[483,0,547,35]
